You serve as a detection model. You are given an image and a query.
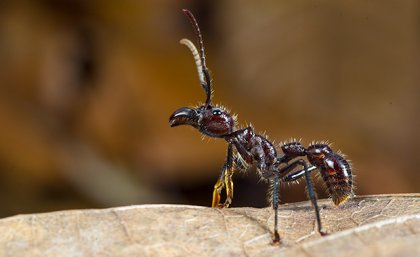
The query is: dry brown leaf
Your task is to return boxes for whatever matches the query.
[0,194,419,257]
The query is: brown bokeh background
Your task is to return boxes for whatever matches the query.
[0,0,418,218]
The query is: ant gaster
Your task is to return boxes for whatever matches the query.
[169,9,354,244]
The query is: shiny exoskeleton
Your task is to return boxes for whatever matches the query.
[169,9,354,244]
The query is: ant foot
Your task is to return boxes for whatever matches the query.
[217,201,231,208]
[217,198,232,208]
[272,232,281,245]
[319,230,329,236]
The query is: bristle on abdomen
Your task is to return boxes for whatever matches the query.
[320,154,353,206]
[305,144,353,206]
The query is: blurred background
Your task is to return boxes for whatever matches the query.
[0,0,419,218]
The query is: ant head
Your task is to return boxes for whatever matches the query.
[170,104,235,138]
[169,10,235,138]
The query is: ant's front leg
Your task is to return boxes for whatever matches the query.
[212,167,225,208]
[212,144,234,208]
[223,162,234,208]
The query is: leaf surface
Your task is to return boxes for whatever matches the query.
[1,194,419,257]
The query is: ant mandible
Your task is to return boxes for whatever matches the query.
[169,9,354,244]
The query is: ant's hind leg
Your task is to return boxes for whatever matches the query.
[281,165,317,182]
[300,160,328,236]
[279,159,327,236]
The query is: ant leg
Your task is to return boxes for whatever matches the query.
[281,166,317,182]
[212,169,225,208]
[212,144,233,208]
[279,159,327,236]
[223,164,234,208]
[300,160,327,236]
[221,144,234,207]
[272,173,281,244]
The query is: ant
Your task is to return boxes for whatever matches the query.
[169,9,354,244]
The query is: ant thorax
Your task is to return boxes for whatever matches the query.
[224,126,278,176]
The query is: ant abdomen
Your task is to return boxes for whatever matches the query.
[280,142,354,206]
[307,144,353,205]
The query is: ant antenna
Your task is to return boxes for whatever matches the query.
[180,39,206,94]
[182,9,212,106]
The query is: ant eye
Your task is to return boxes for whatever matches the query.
[212,109,222,116]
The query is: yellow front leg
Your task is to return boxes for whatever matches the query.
[212,179,225,208]
[223,169,234,207]
[212,168,235,208]
[212,144,234,208]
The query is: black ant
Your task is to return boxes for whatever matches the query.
[169,9,354,244]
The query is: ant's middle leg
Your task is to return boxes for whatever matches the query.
[279,159,327,236]
[271,173,281,244]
